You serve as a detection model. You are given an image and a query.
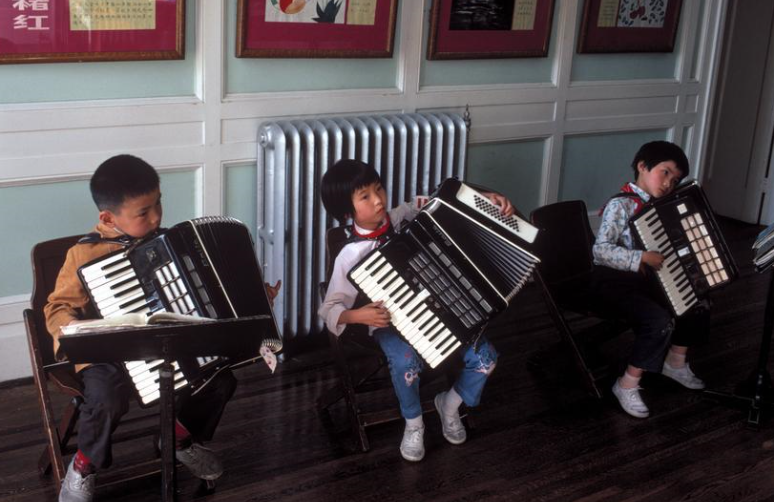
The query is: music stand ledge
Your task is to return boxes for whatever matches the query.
[59,315,270,502]
[704,269,774,428]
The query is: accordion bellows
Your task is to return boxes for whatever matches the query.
[348,179,540,368]
[78,217,281,406]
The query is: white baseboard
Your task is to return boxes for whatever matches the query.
[0,325,32,381]
[0,295,32,381]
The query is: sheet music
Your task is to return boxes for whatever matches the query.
[61,312,214,336]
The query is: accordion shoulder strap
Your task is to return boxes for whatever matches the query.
[77,233,136,247]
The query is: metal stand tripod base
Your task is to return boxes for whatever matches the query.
[705,371,774,428]
[159,358,177,502]
[705,269,774,428]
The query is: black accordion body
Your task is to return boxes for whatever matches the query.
[629,181,738,317]
[78,217,282,407]
[347,179,541,368]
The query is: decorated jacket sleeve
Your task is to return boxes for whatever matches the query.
[592,198,643,273]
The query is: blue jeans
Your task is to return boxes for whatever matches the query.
[587,266,709,373]
[373,327,498,419]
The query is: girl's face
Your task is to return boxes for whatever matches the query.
[351,182,387,230]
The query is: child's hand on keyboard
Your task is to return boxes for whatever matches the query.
[355,302,392,328]
[641,251,665,272]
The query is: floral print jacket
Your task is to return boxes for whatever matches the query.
[592,182,651,273]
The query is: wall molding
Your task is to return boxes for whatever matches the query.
[0,295,28,327]
[0,0,728,381]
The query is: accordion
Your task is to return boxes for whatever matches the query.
[78,217,282,407]
[629,181,738,316]
[348,179,540,368]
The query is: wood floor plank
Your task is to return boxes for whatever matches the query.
[1,217,773,501]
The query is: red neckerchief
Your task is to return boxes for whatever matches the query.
[598,183,647,216]
[352,215,392,241]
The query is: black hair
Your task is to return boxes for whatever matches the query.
[90,154,160,212]
[320,159,382,222]
[631,141,690,181]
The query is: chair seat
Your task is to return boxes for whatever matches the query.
[530,201,632,399]
[25,235,165,492]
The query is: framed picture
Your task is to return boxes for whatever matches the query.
[427,0,555,60]
[236,0,398,58]
[577,0,682,53]
[0,0,185,65]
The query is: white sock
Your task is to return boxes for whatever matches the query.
[620,372,641,389]
[442,387,464,415]
[666,349,687,368]
[406,415,424,429]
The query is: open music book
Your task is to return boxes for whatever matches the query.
[60,312,214,336]
[60,313,279,373]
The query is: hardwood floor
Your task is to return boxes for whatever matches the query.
[2,217,773,501]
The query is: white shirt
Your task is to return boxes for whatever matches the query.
[317,198,426,336]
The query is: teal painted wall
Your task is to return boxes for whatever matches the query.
[559,130,672,210]
[0,1,707,298]
[225,0,400,93]
[466,141,545,216]
[0,6,197,104]
[225,163,257,234]
[0,170,198,297]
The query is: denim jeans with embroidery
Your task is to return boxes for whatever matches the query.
[373,327,498,419]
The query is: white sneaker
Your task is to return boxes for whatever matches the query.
[434,392,467,445]
[59,460,95,502]
[612,380,650,418]
[399,425,425,462]
[662,362,706,390]
[175,443,223,480]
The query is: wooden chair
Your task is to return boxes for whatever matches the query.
[315,226,463,452]
[24,236,156,488]
[25,235,85,486]
[530,201,629,399]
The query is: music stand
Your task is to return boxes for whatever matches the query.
[59,315,270,502]
[704,270,774,427]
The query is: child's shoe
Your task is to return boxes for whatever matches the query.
[399,424,425,462]
[175,443,224,480]
[661,361,705,390]
[612,379,650,418]
[434,392,467,445]
[59,459,96,502]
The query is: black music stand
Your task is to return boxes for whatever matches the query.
[59,315,270,502]
[704,270,774,427]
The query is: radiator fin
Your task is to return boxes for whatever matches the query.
[256,112,468,338]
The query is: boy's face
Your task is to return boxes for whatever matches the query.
[635,160,682,199]
[100,188,163,239]
[351,182,387,230]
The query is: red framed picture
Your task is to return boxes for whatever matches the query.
[236,0,398,58]
[427,0,555,60]
[0,0,185,65]
[577,0,682,53]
